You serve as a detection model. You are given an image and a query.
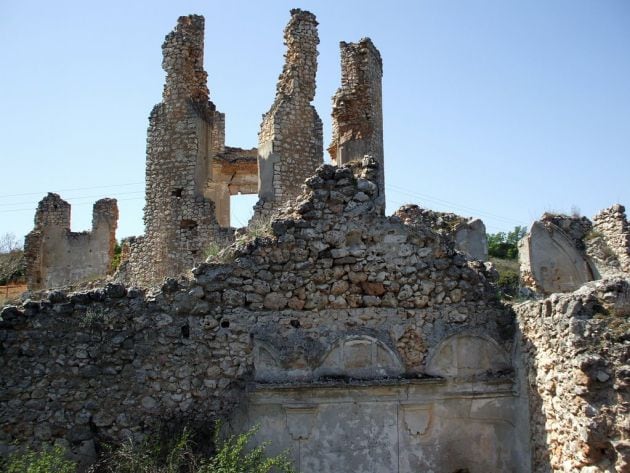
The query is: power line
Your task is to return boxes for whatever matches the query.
[386,184,526,226]
[0,182,144,199]
[0,190,144,207]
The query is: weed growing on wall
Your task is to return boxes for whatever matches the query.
[1,445,76,473]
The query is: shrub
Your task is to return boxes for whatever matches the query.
[203,423,294,473]
[2,445,76,473]
[91,423,294,473]
[487,226,527,260]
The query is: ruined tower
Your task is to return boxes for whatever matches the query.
[128,15,232,285]
[328,38,384,208]
[255,9,323,219]
[24,193,118,290]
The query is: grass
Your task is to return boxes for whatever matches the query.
[1,445,76,473]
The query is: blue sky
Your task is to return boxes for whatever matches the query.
[1,0,628,242]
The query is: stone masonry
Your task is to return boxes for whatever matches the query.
[5,9,630,473]
[395,204,488,261]
[593,204,630,274]
[328,38,384,207]
[1,159,531,472]
[255,9,323,220]
[24,193,118,291]
[516,279,630,472]
[122,16,234,286]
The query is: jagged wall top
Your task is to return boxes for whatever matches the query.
[162,15,209,103]
[276,9,319,101]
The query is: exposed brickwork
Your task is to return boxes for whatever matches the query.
[255,9,323,220]
[329,38,384,206]
[24,193,118,290]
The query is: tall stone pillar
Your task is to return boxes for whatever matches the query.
[328,38,384,208]
[255,9,323,220]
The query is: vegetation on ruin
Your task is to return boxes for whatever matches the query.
[487,226,527,299]
[1,445,76,473]
[110,242,123,273]
[2,424,294,473]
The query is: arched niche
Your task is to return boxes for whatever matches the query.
[314,335,404,380]
[252,341,312,382]
[425,333,510,378]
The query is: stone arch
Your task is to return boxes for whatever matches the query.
[425,333,510,378]
[314,335,404,379]
[253,341,283,381]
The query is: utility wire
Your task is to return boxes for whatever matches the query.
[0,182,144,198]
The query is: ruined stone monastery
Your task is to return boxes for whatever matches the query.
[2,10,629,473]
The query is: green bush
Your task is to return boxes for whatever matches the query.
[487,226,527,260]
[2,445,76,473]
[204,423,294,473]
[92,424,294,473]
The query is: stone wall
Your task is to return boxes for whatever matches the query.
[516,278,630,472]
[1,160,529,472]
[24,193,118,291]
[592,204,630,274]
[394,204,488,261]
[122,16,235,286]
[328,38,384,206]
[255,9,323,220]
[520,213,598,295]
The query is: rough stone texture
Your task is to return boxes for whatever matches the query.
[520,214,598,295]
[592,204,630,274]
[1,160,529,472]
[516,278,630,472]
[254,9,323,220]
[395,204,488,261]
[328,38,384,208]
[121,16,236,286]
[24,193,118,291]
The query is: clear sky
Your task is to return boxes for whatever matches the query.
[1,0,628,243]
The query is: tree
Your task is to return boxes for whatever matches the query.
[487,226,527,260]
[0,232,25,285]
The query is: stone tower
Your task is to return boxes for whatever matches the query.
[328,38,384,209]
[254,9,324,219]
[130,15,230,285]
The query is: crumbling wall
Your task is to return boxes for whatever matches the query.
[328,38,384,205]
[592,204,630,274]
[123,16,234,286]
[520,213,598,295]
[23,193,118,291]
[1,160,528,472]
[394,204,488,261]
[516,278,630,472]
[255,9,323,220]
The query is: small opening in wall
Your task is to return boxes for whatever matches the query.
[220,320,230,329]
[180,219,198,230]
[181,324,190,338]
[172,188,183,197]
[290,319,300,328]
[230,193,257,228]
[453,469,470,473]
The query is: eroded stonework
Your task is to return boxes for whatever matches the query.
[6,9,630,473]
[24,193,118,290]
[517,279,630,472]
[329,38,384,206]
[255,9,324,219]
[120,15,260,286]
